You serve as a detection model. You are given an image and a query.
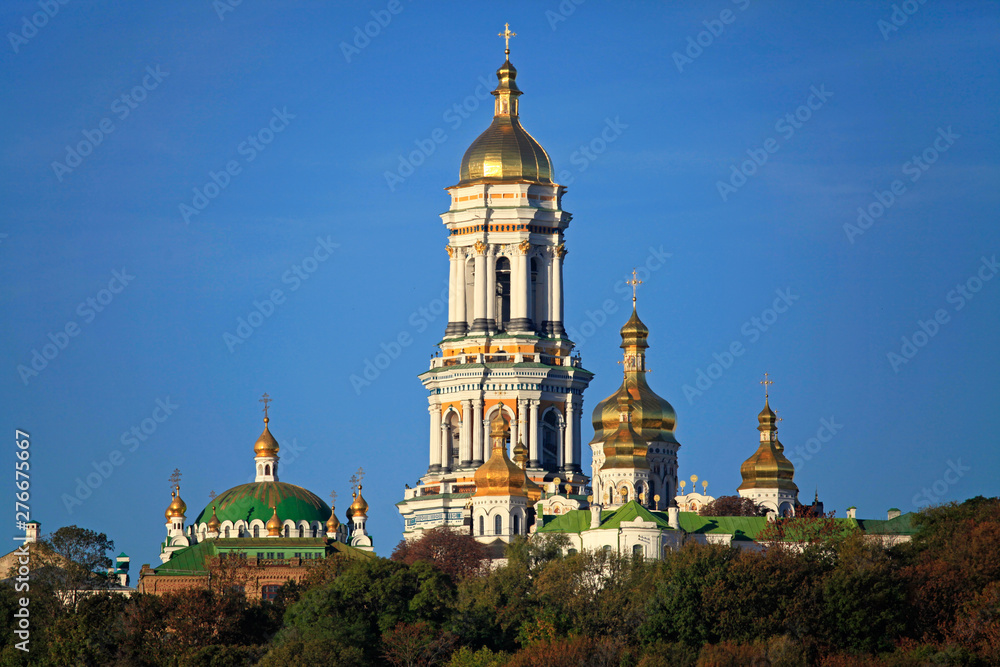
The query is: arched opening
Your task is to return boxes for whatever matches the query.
[495,256,510,331]
[444,411,460,470]
[253,525,259,538]
[257,464,263,476]
[283,525,289,538]
[224,527,230,538]
[478,516,484,536]
[541,410,560,470]
[632,544,643,558]
[264,464,270,476]
[513,514,520,535]
[464,258,475,329]
[494,515,502,536]
[621,486,629,503]
[529,257,538,327]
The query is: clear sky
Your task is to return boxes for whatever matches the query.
[2,2,998,569]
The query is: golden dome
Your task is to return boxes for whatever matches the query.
[602,390,650,470]
[512,438,543,501]
[165,486,187,519]
[474,409,528,497]
[326,507,340,533]
[206,506,221,533]
[266,506,282,537]
[590,306,678,449]
[254,417,279,457]
[738,399,798,492]
[350,486,369,517]
[457,58,553,185]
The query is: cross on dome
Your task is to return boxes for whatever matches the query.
[259,392,272,420]
[626,268,642,305]
[498,22,516,57]
[760,373,773,400]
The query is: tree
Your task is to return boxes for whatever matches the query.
[699,495,768,517]
[38,525,115,607]
[391,527,488,580]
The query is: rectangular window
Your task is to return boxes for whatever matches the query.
[256,552,264,559]
[276,552,284,559]
[293,552,301,559]
[266,552,274,559]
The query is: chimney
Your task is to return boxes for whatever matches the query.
[887,508,901,520]
[846,506,857,519]
[668,506,679,530]
[589,504,602,530]
[24,521,40,544]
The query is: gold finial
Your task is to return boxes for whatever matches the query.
[498,22,516,58]
[260,392,272,422]
[626,268,642,306]
[760,373,773,401]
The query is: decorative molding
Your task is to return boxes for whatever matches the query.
[474,240,487,255]
[446,246,455,259]
[518,239,531,255]
[553,244,567,259]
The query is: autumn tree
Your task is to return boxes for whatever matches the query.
[391,527,488,580]
[38,525,115,607]
[699,495,768,517]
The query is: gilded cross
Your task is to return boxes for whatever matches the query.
[626,268,642,304]
[498,23,516,55]
[259,392,272,419]
[760,373,773,400]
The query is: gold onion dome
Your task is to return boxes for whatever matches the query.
[590,306,678,447]
[254,417,280,457]
[602,390,650,470]
[350,486,369,517]
[512,438,543,501]
[457,54,552,185]
[738,399,797,492]
[474,409,528,497]
[266,506,282,537]
[206,506,221,532]
[165,486,187,519]
[326,507,340,532]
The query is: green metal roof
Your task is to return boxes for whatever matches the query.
[152,538,372,576]
[192,481,331,526]
[537,502,674,534]
[599,502,673,530]
[856,512,917,535]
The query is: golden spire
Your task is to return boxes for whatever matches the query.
[254,395,280,458]
[350,485,369,517]
[266,505,282,537]
[498,22,516,58]
[326,506,340,533]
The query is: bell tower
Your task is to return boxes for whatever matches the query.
[398,26,593,539]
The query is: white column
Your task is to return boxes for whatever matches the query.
[460,399,473,466]
[486,250,497,331]
[473,248,487,330]
[440,422,450,471]
[447,252,458,322]
[429,404,442,470]
[457,251,467,326]
[552,247,565,332]
[528,400,539,467]
[564,397,576,472]
[472,398,484,464]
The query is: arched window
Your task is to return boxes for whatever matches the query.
[620,487,629,504]
[632,544,643,558]
[264,464,270,476]
[495,257,511,330]
[444,411,461,469]
[513,514,521,535]
[529,257,539,327]
[567,548,578,556]
[541,410,560,470]
[253,525,259,538]
[224,527,230,538]
[494,515,502,536]
[603,545,612,553]
[283,525,289,538]
[478,516,484,536]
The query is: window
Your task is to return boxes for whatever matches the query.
[256,552,264,559]
[276,552,284,559]
[253,525,259,538]
[224,527,230,538]
[261,584,280,601]
[266,552,274,559]
[495,256,511,330]
[293,552,301,559]
[513,514,520,535]
[494,515,502,535]
[542,411,560,470]
[478,516,484,536]
[632,544,644,557]
[567,548,578,556]
[603,545,612,553]
[283,526,289,538]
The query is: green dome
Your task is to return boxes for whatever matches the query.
[192,482,330,526]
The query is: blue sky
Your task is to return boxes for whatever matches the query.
[2,2,997,568]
